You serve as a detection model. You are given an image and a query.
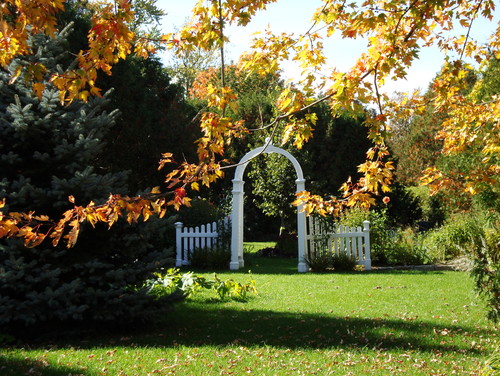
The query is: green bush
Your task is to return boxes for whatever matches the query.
[145,268,257,301]
[423,214,483,261]
[385,240,430,266]
[275,232,298,258]
[337,207,393,265]
[407,186,446,227]
[385,228,432,266]
[184,216,232,269]
[469,214,499,323]
[188,246,231,269]
[177,198,224,227]
[331,252,357,271]
[337,208,435,266]
[304,249,332,272]
[418,210,499,322]
[304,236,357,272]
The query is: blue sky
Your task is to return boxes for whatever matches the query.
[155,0,499,94]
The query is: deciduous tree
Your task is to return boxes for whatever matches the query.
[1,0,499,249]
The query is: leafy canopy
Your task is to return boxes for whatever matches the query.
[0,0,499,247]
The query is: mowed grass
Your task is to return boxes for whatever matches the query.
[244,241,276,253]
[1,256,498,376]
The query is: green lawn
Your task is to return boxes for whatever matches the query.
[1,257,498,375]
[244,241,277,253]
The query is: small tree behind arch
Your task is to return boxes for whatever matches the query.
[248,152,298,237]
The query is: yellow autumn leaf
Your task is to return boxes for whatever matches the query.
[33,82,45,100]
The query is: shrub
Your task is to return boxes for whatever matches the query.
[469,214,499,323]
[419,210,499,322]
[385,228,432,266]
[188,246,231,269]
[304,234,358,272]
[304,250,358,272]
[423,214,483,261]
[337,208,436,266]
[177,198,223,227]
[145,268,257,301]
[385,241,427,266]
[184,216,232,269]
[276,232,298,258]
[331,252,357,271]
[304,249,333,272]
[337,207,393,265]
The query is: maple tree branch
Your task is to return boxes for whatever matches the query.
[459,0,483,60]
[181,161,207,188]
[246,90,335,133]
[248,59,382,137]
[373,64,384,115]
[248,122,274,132]
[247,103,269,131]
[0,189,179,248]
[219,83,362,171]
[190,107,206,124]
[219,132,276,170]
[218,0,226,91]
[394,0,419,37]
[304,1,328,36]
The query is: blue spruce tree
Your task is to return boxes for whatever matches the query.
[0,26,177,333]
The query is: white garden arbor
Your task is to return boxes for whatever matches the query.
[230,140,308,272]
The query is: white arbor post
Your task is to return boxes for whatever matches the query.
[230,179,245,270]
[175,222,184,267]
[230,140,308,272]
[363,220,372,270]
[296,178,307,273]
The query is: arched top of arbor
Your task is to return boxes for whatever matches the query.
[233,140,304,182]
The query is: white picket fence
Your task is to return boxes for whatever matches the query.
[306,216,371,270]
[175,216,230,266]
[175,215,371,271]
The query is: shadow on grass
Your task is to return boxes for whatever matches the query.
[240,256,299,274]
[129,305,488,355]
[0,356,87,376]
[9,303,489,358]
